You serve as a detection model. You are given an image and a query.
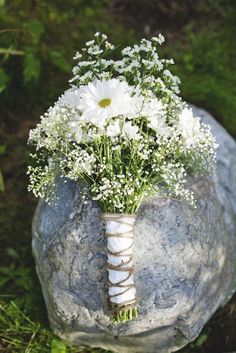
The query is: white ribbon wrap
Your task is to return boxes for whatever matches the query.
[103,214,137,308]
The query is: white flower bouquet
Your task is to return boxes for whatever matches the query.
[28,33,217,323]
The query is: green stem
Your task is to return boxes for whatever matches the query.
[0,48,25,56]
[111,305,138,324]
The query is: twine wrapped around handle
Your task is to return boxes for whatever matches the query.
[102,213,137,322]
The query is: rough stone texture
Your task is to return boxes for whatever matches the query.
[32,106,236,353]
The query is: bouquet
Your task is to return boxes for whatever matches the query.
[28,33,217,323]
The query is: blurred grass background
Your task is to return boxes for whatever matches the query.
[0,1,235,352]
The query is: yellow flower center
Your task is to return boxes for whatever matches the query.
[98,98,111,108]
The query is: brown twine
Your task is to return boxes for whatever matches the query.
[106,241,134,256]
[103,213,137,308]
[102,213,135,220]
[112,299,138,310]
[105,232,133,238]
[107,256,133,269]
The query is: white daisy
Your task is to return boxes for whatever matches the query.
[58,87,80,108]
[106,119,121,137]
[78,78,134,128]
[138,96,170,137]
[148,116,170,137]
[141,96,166,118]
[122,121,140,140]
[178,108,201,146]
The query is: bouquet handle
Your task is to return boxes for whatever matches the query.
[102,213,138,322]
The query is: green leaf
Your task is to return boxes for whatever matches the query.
[49,50,71,73]
[194,333,208,347]
[0,170,4,192]
[183,53,194,72]
[23,48,41,83]
[50,339,67,353]
[6,247,19,259]
[0,145,6,154]
[0,67,9,93]
[23,19,45,44]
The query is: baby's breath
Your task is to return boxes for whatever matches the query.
[28,33,217,213]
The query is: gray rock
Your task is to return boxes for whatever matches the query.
[32,106,236,353]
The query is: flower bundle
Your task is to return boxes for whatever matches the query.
[28,33,217,323]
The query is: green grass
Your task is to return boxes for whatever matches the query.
[0,300,54,352]
[0,301,109,353]
[166,23,236,137]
